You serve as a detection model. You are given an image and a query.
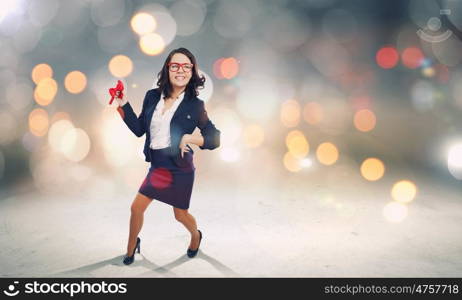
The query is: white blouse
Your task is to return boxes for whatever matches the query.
[149,91,185,149]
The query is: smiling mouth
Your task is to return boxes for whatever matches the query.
[175,76,185,80]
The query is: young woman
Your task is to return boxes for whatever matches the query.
[114,47,221,265]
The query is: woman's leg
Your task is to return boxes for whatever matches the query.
[173,207,201,250]
[126,192,152,256]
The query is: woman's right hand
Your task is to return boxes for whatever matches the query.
[115,91,128,107]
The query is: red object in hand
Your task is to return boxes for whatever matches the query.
[109,80,124,105]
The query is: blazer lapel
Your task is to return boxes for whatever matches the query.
[171,92,194,121]
[168,93,193,158]
[145,90,194,132]
[145,91,161,131]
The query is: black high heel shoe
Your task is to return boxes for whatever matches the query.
[123,237,140,265]
[187,230,202,258]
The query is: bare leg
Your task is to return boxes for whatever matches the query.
[126,193,152,256]
[173,207,201,250]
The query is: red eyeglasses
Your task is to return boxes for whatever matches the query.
[168,62,194,72]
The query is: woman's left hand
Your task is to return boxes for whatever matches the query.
[179,134,192,158]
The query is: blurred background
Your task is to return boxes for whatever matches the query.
[1,0,462,277]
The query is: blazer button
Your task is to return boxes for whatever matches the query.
[187,114,191,119]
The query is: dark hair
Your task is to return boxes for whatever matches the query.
[156,47,205,99]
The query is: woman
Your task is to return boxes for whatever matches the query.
[114,47,221,265]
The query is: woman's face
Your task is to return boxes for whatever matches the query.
[168,53,193,90]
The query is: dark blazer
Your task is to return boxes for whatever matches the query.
[117,88,221,168]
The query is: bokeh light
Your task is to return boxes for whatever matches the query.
[143,8,177,46]
[220,57,239,79]
[130,12,157,35]
[401,47,424,69]
[360,158,385,181]
[51,111,71,123]
[139,33,165,56]
[90,0,125,28]
[60,128,91,162]
[283,152,302,172]
[213,0,252,39]
[101,107,141,167]
[170,0,207,37]
[263,10,309,52]
[300,157,313,168]
[236,76,279,121]
[48,119,75,152]
[29,108,49,137]
[212,107,242,147]
[280,99,301,128]
[422,67,435,77]
[13,19,43,54]
[303,102,324,125]
[34,77,58,106]
[52,1,87,37]
[391,180,417,203]
[0,0,22,22]
[27,0,59,27]
[242,124,264,148]
[6,80,33,111]
[213,58,225,79]
[108,55,133,78]
[64,70,87,94]
[286,130,309,159]
[316,142,339,166]
[447,143,462,180]
[31,63,53,84]
[306,38,351,77]
[353,109,376,132]
[317,97,350,136]
[22,132,41,152]
[383,202,408,223]
[376,46,399,69]
[411,80,435,112]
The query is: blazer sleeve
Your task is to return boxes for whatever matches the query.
[117,90,151,137]
[197,100,221,150]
